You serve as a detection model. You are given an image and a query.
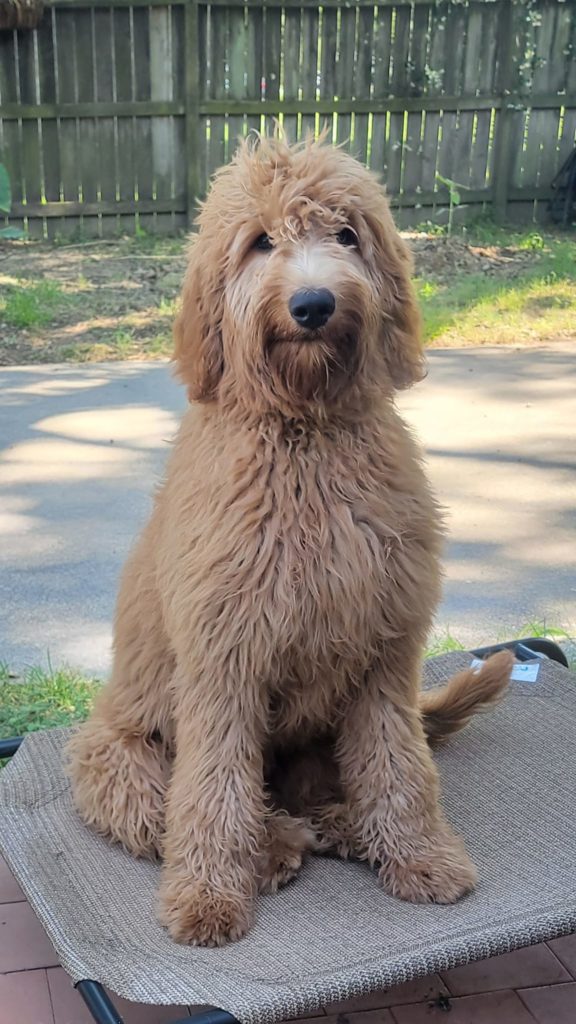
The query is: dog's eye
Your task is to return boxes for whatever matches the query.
[336,227,358,247]
[253,233,274,252]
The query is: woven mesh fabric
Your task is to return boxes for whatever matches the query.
[1,651,575,1023]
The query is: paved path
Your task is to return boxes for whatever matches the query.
[1,348,574,676]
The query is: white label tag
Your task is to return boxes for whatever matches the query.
[470,658,540,682]
[510,662,540,683]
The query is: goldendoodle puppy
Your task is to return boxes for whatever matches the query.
[68,137,513,947]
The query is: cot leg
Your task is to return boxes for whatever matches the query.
[75,979,240,1024]
[188,1012,239,1024]
[76,980,124,1024]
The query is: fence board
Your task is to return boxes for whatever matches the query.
[245,3,263,138]
[558,0,576,180]
[369,4,392,176]
[469,2,498,194]
[335,6,356,146]
[282,5,300,144]
[300,5,319,140]
[207,3,228,176]
[402,4,430,202]
[386,4,411,197]
[73,10,99,237]
[352,5,374,164]
[36,11,61,238]
[520,1,556,204]
[135,4,156,233]
[418,0,444,207]
[227,2,247,153]
[436,3,467,188]
[150,7,176,233]
[1,0,574,237]
[319,6,337,144]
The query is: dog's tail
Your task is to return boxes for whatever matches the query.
[420,650,514,744]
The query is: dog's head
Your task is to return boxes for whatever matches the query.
[174,137,424,416]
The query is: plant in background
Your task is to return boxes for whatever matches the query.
[435,172,470,236]
[0,162,25,240]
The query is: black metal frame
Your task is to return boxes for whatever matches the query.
[75,979,238,1024]
[470,636,569,668]
[0,636,569,1022]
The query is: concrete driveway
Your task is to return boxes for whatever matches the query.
[1,348,574,676]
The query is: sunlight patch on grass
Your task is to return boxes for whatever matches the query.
[420,236,576,347]
[58,330,173,362]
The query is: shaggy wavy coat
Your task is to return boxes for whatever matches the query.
[68,138,512,947]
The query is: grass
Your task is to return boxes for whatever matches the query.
[1,222,574,364]
[0,279,68,330]
[416,228,576,347]
[0,663,101,740]
[425,631,466,658]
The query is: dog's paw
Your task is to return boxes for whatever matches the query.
[379,832,477,904]
[158,879,254,946]
[258,814,316,894]
[258,848,303,894]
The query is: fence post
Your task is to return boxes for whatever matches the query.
[492,0,517,223]
[185,0,201,228]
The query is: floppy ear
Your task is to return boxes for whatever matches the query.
[173,233,224,402]
[379,240,426,389]
[362,196,426,389]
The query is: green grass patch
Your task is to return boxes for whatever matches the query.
[0,280,68,329]
[418,232,576,347]
[425,631,466,658]
[0,663,101,739]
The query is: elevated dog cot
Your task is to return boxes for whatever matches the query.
[0,643,574,1024]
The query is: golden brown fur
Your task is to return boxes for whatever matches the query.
[67,137,512,947]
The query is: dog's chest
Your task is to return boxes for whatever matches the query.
[164,414,439,732]
[264,449,402,671]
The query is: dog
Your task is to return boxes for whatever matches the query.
[68,136,513,947]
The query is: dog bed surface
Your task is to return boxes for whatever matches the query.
[0,651,575,1024]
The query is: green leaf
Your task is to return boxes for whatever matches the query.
[451,189,461,206]
[0,163,11,214]
[0,226,25,240]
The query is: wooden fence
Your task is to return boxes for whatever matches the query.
[1,0,575,238]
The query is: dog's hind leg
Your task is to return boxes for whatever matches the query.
[67,712,171,858]
[67,527,175,858]
[266,740,356,864]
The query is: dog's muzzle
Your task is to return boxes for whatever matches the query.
[289,288,336,331]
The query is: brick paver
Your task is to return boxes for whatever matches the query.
[0,856,25,904]
[0,970,54,1024]
[547,933,576,977]
[439,943,571,995]
[0,901,60,974]
[1,856,575,1024]
[389,989,537,1023]
[518,982,576,1024]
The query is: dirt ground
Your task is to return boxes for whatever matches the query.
[406,233,537,281]
[0,232,553,365]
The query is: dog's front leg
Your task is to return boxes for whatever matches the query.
[336,645,477,904]
[157,657,267,946]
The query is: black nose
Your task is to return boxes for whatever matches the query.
[289,288,336,330]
